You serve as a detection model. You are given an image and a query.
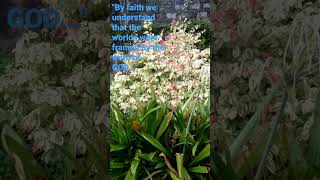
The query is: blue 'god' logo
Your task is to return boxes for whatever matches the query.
[7,6,61,30]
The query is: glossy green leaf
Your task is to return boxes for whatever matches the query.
[130,153,141,176]
[156,111,173,139]
[182,90,196,111]
[167,169,181,180]
[182,167,191,180]
[176,153,184,178]
[111,161,127,169]
[125,170,135,180]
[192,141,200,157]
[173,110,186,133]
[139,152,157,162]
[190,144,210,166]
[141,106,161,123]
[136,131,170,157]
[188,166,209,173]
[110,144,127,152]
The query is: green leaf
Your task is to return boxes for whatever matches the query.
[167,169,181,180]
[182,90,196,111]
[142,170,163,180]
[190,144,210,166]
[172,142,193,148]
[156,103,166,128]
[111,102,125,123]
[230,88,276,160]
[179,128,195,145]
[136,131,170,157]
[139,152,157,162]
[183,101,197,155]
[114,122,128,145]
[130,153,141,176]
[155,162,165,169]
[255,92,288,180]
[1,125,45,179]
[188,166,209,174]
[125,169,136,180]
[141,106,161,123]
[229,109,261,161]
[144,167,153,180]
[182,167,191,180]
[176,153,184,178]
[111,161,127,169]
[173,110,186,133]
[110,144,127,152]
[156,111,173,139]
[192,141,200,157]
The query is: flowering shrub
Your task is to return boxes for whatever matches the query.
[111,21,210,111]
[0,20,108,162]
[0,1,109,179]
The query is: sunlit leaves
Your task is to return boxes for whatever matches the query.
[110,94,210,179]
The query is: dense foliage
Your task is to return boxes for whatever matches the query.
[0,0,109,179]
[110,16,210,180]
[0,20,108,161]
[110,91,210,179]
[212,0,320,179]
[111,21,209,111]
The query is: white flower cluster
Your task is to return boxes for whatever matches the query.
[111,21,210,110]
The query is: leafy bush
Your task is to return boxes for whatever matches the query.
[0,20,108,159]
[0,0,110,179]
[111,21,209,111]
[0,19,108,170]
[212,0,320,179]
[110,90,210,179]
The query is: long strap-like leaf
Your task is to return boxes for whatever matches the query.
[229,86,277,160]
[255,92,288,180]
